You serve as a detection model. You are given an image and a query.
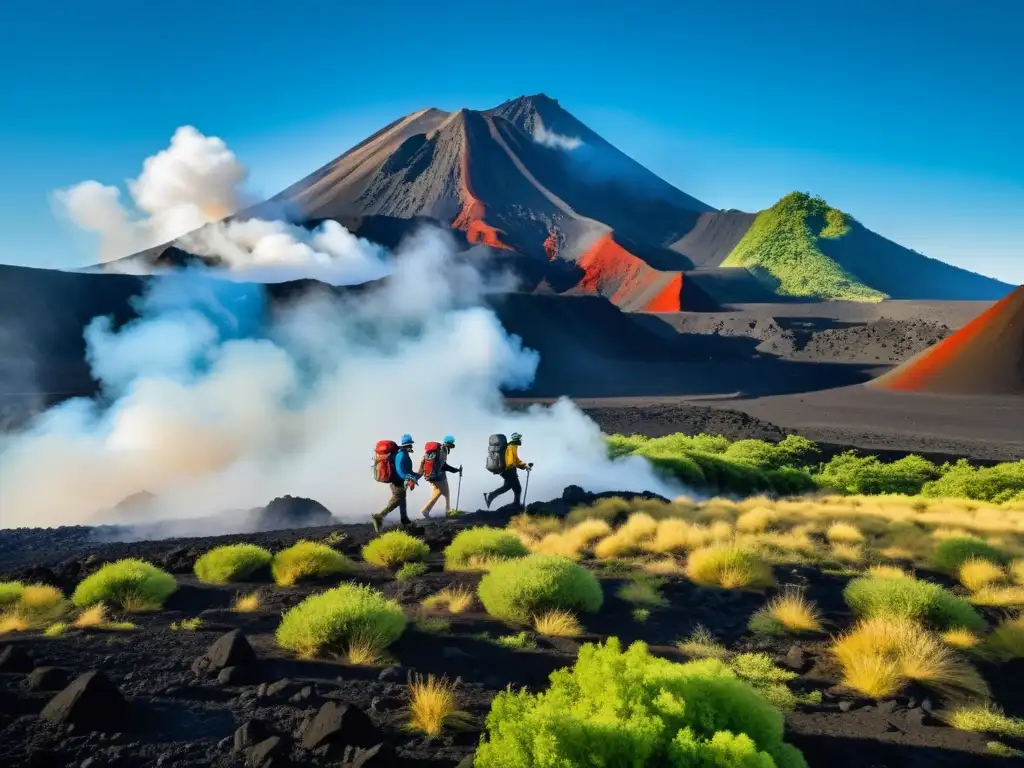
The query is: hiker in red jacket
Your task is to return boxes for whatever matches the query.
[419,435,462,518]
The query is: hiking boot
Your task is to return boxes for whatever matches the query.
[421,508,431,519]
[483,492,491,510]
[371,513,385,534]
[399,516,412,527]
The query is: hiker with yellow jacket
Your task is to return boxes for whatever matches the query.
[483,432,532,511]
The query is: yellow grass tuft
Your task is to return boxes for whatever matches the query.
[685,545,774,589]
[644,519,695,554]
[970,586,1024,608]
[532,609,582,637]
[422,585,475,615]
[642,558,686,576]
[749,591,823,635]
[407,674,472,737]
[946,705,1024,739]
[342,631,391,666]
[986,614,1024,661]
[676,625,728,659]
[0,615,28,634]
[827,522,866,545]
[942,628,983,651]
[830,543,865,565]
[1009,559,1024,585]
[73,603,108,628]
[232,592,262,613]
[594,512,659,559]
[959,558,1007,592]
[867,565,911,580]
[832,616,989,701]
[735,506,779,534]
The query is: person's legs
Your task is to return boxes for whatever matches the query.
[508,470,522,509]
[373,483,405,532]
[420,479,445,517]
[485,470,518,508]
[437,476,451,514]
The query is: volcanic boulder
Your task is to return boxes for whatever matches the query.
[40,671,129,730]
[301,701,383,754]
[248,495,334,531]
[26,667,70,692]
[0,645,34,673]
[193,629,258,677]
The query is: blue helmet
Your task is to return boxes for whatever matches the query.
[443,434,455,445]
[400,433,414,446]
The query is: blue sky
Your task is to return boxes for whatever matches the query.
[1,0,1020,282]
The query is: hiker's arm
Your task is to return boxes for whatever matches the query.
[443,462,459,473]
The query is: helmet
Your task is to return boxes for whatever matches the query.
[443,434,455,446]
[400,433,414,446]
[510,432,522,443]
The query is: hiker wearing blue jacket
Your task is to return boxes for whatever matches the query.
[373,434,421,533]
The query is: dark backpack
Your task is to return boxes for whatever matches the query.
[486,434,507,475]
[373,440,399,483]
[419,441,444,481]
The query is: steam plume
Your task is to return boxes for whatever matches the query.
[532,118,583,151]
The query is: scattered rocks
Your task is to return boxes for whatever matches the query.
[265,678,298,699]
[301,701,383,754]
[40,671,129,731]
[26,666,70,692]
[351,741,398,767]
[248,735,286,767]
[193,629,258,677]
[782,644,807,672]
[234,719,271,752]
[377,668,402,682]
[0,645,35,673]
[217,665,257,685]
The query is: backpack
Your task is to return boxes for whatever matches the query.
[486,434,507,474]
[373,440,399,483]
[419,441,444,481]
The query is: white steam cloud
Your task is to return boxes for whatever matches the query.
[532,118,583,151]
[0,125,678,531]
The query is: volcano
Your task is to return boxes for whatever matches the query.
[870,285,1024,395]
[107,94,1015,309]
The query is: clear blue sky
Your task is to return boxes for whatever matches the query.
[1,0,1020,282]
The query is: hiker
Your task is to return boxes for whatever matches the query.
[372,434,420,533]
[419,434,462,518]
[483,431,532,511]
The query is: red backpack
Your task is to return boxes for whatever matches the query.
[373,440,399,483]
[419,441,443,481]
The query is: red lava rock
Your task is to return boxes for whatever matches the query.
[40,671,129,731]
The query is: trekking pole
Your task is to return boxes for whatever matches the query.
[522,467,531,509]
[455,469,462,514]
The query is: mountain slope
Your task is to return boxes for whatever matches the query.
[720,192,1014,303]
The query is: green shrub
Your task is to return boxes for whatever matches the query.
[443,527,529,570]
[843,575,985,631]
[362,530,430,569]
[817,452,941,495]
[275,583,407,658]
[194,544,272,584]
[272,541,352,586]
[932,537,1009,573]
[71,559,178,611]
[924,460,1024,503]
[724,435,819,471]
[0,581,25,609]
[475,637,807,768]
[478,554,603,622]
[395,562,429,581]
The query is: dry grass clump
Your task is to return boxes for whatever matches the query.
[593,512,658,559]
[642,558,686,576]
[642,519,695,554]
[748,591,823,636]
[407,674,472,737]
[985,614,1024,661]
[615,578,667,608]
[676,625,729,659]
[827,521,866,544]
[1009,559,1024,585]
[830,543,865,566]
[867,565,911,579]
[232,592,263,613]
[530,519,612,560]
[735,506,779,534]
[969,586,1024,608]
[685,544,774,589]
[958,558,1007,592]
[941,628,983,652]
[532,609,583,637]
[421,585,475,615]
[73,603,109,628]
[831,616,989,701]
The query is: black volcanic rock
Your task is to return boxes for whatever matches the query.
[0,645,34,673]
[193,629,257,676]
[40,671,129,730]
[301,701,382,753]
[248,495,334,531]
[26,666,70,691]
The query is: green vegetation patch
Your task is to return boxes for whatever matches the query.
[194,544,272,584]
[722,191,885,302]
[478,554,604,622]
[843,575,985,632]
[475,637,807,768]
[362,530,430,569]
[276,583,407,658]
[443,527,529,570]
[271,541,352,586]
[71,559,177,612]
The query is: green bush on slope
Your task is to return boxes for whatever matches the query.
[194,544,273,584]
[477,554,604,622]
[474,637,807,768]
[722,192,886,302]
[843,575,985,632]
